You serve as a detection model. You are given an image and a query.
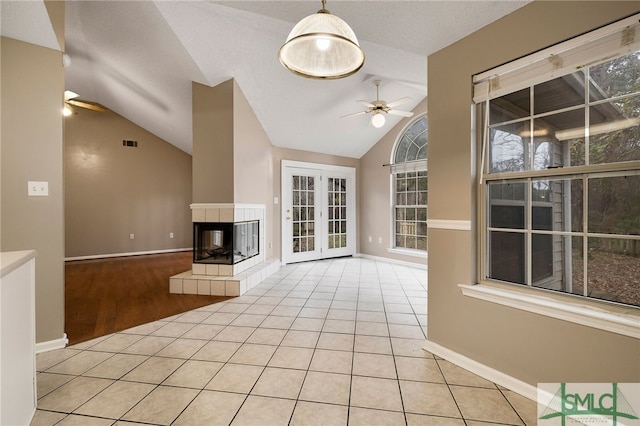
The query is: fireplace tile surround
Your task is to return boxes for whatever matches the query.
[170,203,280,297]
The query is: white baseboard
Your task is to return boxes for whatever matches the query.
[356,253,427,270]
[36,333,68,354]
[423,339,537,401]
[65,248,192,262]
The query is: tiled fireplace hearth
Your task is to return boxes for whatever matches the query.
[170,203,279,297]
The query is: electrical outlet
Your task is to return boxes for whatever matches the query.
[378,237,383,243]
[129,234,135,240]
[28,181,48,196]
[368,236,372,243]
[169,232,174,238]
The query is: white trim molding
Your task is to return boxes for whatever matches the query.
[36,333,68,354]
[356,253,427,270]
[427,219,472,231]
[423,339,537,401]
[459,284,640,339]
[387,247,428,260]
[65,248,191,262]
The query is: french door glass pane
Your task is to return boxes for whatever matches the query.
[292,174,315,253]
[328,177,347,249]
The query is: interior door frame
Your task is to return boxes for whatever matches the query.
[281,160,357,264]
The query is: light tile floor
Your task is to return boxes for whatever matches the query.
[31,257,537,426]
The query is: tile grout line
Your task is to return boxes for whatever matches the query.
[34,258,481,426]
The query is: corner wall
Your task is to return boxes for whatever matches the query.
[1,37,65,343]
[427,1,640,385]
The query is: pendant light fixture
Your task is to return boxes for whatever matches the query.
[279,0,365,79]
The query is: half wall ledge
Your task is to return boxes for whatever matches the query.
[170,258,280,297]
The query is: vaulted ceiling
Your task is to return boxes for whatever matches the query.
[2,1,530,158]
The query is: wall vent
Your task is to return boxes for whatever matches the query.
[123,140,138,147]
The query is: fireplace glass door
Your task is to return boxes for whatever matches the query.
[194,221,259,265]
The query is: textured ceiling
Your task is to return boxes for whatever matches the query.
[2,1,530,158]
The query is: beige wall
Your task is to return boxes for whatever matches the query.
[64,108,192,258]
[1,37,65,343]
[232,80,275,258]
[192,80,234,203]
[192,79,277,258]
[359,99,427,265]
[272,147,360,260]
[428,2,640,384]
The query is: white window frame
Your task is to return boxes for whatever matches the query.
[389,114,428,258]
[468,14,640,339]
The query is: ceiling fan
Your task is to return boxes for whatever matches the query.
[341,79,414,128]
[64,90,108,116]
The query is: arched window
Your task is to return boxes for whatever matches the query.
[391,115,428,253]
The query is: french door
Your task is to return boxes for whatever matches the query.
[281,161,356,264]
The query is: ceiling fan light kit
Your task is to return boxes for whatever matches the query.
[279,0,365,79]
[341,79,414,127]
[371,112,385,128]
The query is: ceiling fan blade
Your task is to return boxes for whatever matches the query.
[386,97,412,108]
[64,90,79,101]
[388,109,414,118]
[340,111,368,119]
[356,100,375,108]
[67,99,109,112]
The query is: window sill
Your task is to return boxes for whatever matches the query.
[458,284,640,339]
[387,247,427,259]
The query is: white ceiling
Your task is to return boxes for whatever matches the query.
[2,1,530,158]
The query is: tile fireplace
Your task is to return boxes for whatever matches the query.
[170,203,279,296]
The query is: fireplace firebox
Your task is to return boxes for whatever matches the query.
[193,221,259,265]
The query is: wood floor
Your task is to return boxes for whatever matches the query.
[65,251,231,345]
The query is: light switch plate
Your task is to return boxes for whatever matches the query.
[28,181,48,196]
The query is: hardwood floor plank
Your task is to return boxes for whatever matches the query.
[65,252,231,345]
